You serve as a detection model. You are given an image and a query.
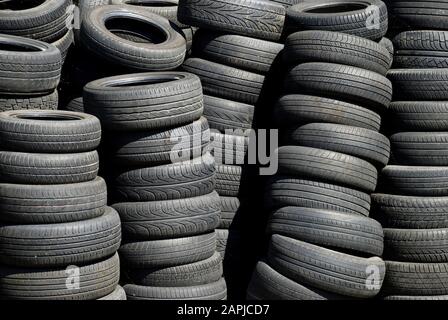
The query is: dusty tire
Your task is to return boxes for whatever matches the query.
[98,285,127,301]
[0,91,58,112]
[215,164,242,197]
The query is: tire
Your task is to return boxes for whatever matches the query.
[182,58,265,105]
[284,62,393,112]
[267,235,385,298]
[387,0,448,30]
[193,31,284,74]
[383,228,448,263]
[0,253,120,300]
[83,72,203,131]
[388,69,448,100]
[211,132,249,165]
[379,37,394,59]
[285,0,388,40]
[0,0,71,42]
[285,123,391,167]
[277,145,378,192]
[0,91,58,112]
[274,94,381,131]
[270,0,307,6]
[119,232,216,268]
[113,192,221,240]
[98,285,127,301]
[81,5,186,71]
[124,278,227,300]
[65,97,84,112]
[111,152,215,202]
[384,295,448,300]
[283,31,391,75]
[0,110,101,153]
[267,206,384,256]
[203,95,255,132]
[219,197,240,229]
[389,101,448,131]
[266,177,371,217]
[0,35,61,95]
[0,176,107,224]
[125,251,223,287]
[390,132,448,166]
[52,30,74,63]
[216,229,228,257]
[0,150,99,184]
[372,193,448,229]
[0,207,121,267]
[178,0,285,41]
[215,164,242,197]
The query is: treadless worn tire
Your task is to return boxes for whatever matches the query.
[383,228,448,263]
[389,101,448,131]
[383,260,448,296]
[283,31,391,75]
[98,285,127,301]
[182,58,265,105]
[285,0,388,40]
[125,251,223,287]
[124,278,227,300]
[219,196,240,229]
[84,72,203,131]
[81,5,186,71]
[0,91,58,112]
[286,123,391,167]
[285,62,392,112]
[113,191,221,240]
[0,151,99,184]
[119,232,216,268]
[267,235,385,298]
[0,253,120,300]
[111,152,215,202]
[387,0,448,30]
[211,132,248,165]
[0,35,61,95]
[265,177,371,216]
[0,207,121,267]
[277,146,378,192]
[215,164,242,197]
[65,97,84,112]
[372,193,448,229]
[388,69,448,100]
[274,94,382,131]
[0,176,107,224]
[193,31,284,74]
[178,0,285,41]
[390,132,448,166]
[52,30,74,63]
[267,207,384,256]
[0,110,101,153]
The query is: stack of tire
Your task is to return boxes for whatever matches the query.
[83,72,227,300]
[0,109,124,300]
[246,0,396,300]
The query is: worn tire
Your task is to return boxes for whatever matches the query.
[211,132,248,165]
[219,197,240,229]
[52,30,74,63]
[98,285,127,301]
[0,91,58,112]
[65,97,84,112]
[389,101,448,131]
[215,164,242,197]
[387,0,448,30]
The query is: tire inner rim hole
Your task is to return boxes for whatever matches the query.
[0,42,41,52]
[304,3,368,13]
[15,115,83,121]
[107,76,181,87]
[106,17,167,44]
[0,0,46,10]
[123,0,176,7]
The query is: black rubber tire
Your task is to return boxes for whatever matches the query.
[390,132,448,166]
[274,94,382,131]
[388,69,448,100]
[0,0,71,42]
[379,37,394,59]
[124,278,227,300]
[0,110,101,153]
[383,260,448,296]
[389,101,448,131]
[119,232,216,268]
[98,285,127,301]
[0,35,61,95]
[270,0,307,7]
[182,58,265,105]
[285,0,388,40]
[285,123,391,168]
[0,150,99,184]
[0,176,107,224]
[178,0,285,41]
[111,152,215,202]
[203,95,254,132]
[193,31,284,74]
[277,145,378,192]
[372,193,448,229]
[113,191,221,240]
[219,196,240,229]
[83,72,203,131]
[105,117,209,166]
[387,0,448,30]
[384,295,448,300]
[211,132,249,165]
[65,97,84,112]
[284,62,393,112]
[267,235,385,298]
[125,251,223,287]
[267,206,384,256]
[0,91,58,112]
[0,207,121,267]
[215,229,228,257]
[81,5,186,71]
[52,30,74,63]
[266,177,371,217]
[283,31,391,75]
[215,164,242,197]
[79,0,111,22]
[0,253,120,300]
